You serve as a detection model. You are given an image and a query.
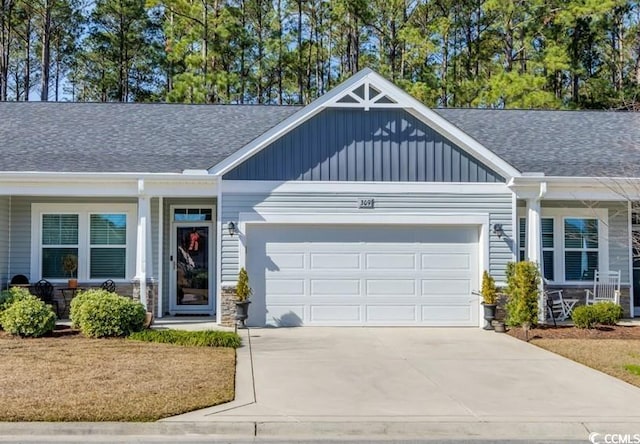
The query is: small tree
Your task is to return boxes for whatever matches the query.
[505,261,541,341]
[236,267,252,302]
[480,270,498,305]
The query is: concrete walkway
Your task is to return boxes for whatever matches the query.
[161,327,640,439]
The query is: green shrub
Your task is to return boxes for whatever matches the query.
[0,287,33,312]
[592,302,624,325]
[129,329,242,348]
[0,294,56,337]
[480,270,498,305]
[505,261,540,329]
[572,302,624,329]
[572,305,599,329]
[70,289,146,338]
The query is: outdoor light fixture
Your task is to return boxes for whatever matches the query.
[492,223,504,239]
[228,221,237,236]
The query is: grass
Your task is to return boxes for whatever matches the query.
[0,333,236,421]
[532,338,640,388]
[129,329,242,348]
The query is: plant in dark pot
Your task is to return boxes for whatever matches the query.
[235,267,252,328]
[480,270,498,330]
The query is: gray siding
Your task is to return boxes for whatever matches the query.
[224,109,504,183]
[221,192,514,283]
[0,197,9,287]
[9,197,137,280]
[541,200,630,283]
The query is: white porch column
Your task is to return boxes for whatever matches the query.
[135,180,152,308]
[526,198,542,266]
[525,181,547,322]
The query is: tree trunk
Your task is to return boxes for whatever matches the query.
[40,0,52,101]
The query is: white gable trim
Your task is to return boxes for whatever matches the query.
[210,69,521,180]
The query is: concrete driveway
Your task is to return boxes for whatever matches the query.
[166,327,640,438]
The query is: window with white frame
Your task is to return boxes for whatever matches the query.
[33,204,135,282]
[564,218,598,281]
[518,217,554,281]
[518,208,607,284]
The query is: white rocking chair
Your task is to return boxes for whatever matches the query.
[585,270,621,305]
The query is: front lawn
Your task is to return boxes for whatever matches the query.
[0,329,236,421]
[508,325,640,389]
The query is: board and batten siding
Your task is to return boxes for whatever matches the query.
[221,191,514,284]
[224,109,504,183]
[540,200,630,283]
[8,197,140,279]
[0,197,10,287]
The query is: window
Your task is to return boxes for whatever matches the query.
[90,214,127,279]
[518,217,554,281]
[33,204,135,282]
[174,208,212,222]
[41,214,79,279]
[564,218,598,281]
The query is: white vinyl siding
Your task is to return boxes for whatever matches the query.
[221,190,514,283]
[0,197,9,287]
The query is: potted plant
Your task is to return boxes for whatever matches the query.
[235,267,252,328]
[480,270,498,330]
[62,254,78,288]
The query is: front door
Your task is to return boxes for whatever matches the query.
[170,223,214,314]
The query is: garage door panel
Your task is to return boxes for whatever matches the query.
[266,279,305,295]
[310,253,360,270]
[421,253,471,270]
[366,279,415,296]
[269,253,305,270]
[366,253,416,270]
[367,305,417,322]
[421,279,471,295]
[247,224,479,327]
[267,305,305,326]
[310,305,361,322]
[310,279,360,296]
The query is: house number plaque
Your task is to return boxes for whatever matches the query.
[358,198,375,209]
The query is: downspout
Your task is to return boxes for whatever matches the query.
[537,182,547,322]
[6,196,11,288]
[215,175,223,324]
[157,197,163,318]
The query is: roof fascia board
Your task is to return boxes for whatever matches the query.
[210,68,522,180]
[509,176,640,201]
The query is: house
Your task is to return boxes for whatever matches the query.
[1,69,639,327]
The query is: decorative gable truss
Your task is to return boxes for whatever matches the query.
[212,69,521,182]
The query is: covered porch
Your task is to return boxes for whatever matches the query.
[0,172,220,320]
[510,177,639,318]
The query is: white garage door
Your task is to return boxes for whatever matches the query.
[245,224,479,327]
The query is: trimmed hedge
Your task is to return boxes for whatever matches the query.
[70,289,146,338]
[572,302,624,329]
[129,329,242,348]
[0,294,56,337]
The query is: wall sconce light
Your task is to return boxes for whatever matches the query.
[492,223,504,239]
[228,221,237,237]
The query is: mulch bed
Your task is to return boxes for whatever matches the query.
[507,324,640,341]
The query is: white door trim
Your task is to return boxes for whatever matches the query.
[168,205,216,315]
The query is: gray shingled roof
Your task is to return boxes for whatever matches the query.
[0,102,300,173]
[1,102,638,177]
[435,108,640,177]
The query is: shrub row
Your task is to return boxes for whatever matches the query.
[128,329,242,348]
[0,287,56,337]
[571,302,624,329]
[70,289,146,338]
